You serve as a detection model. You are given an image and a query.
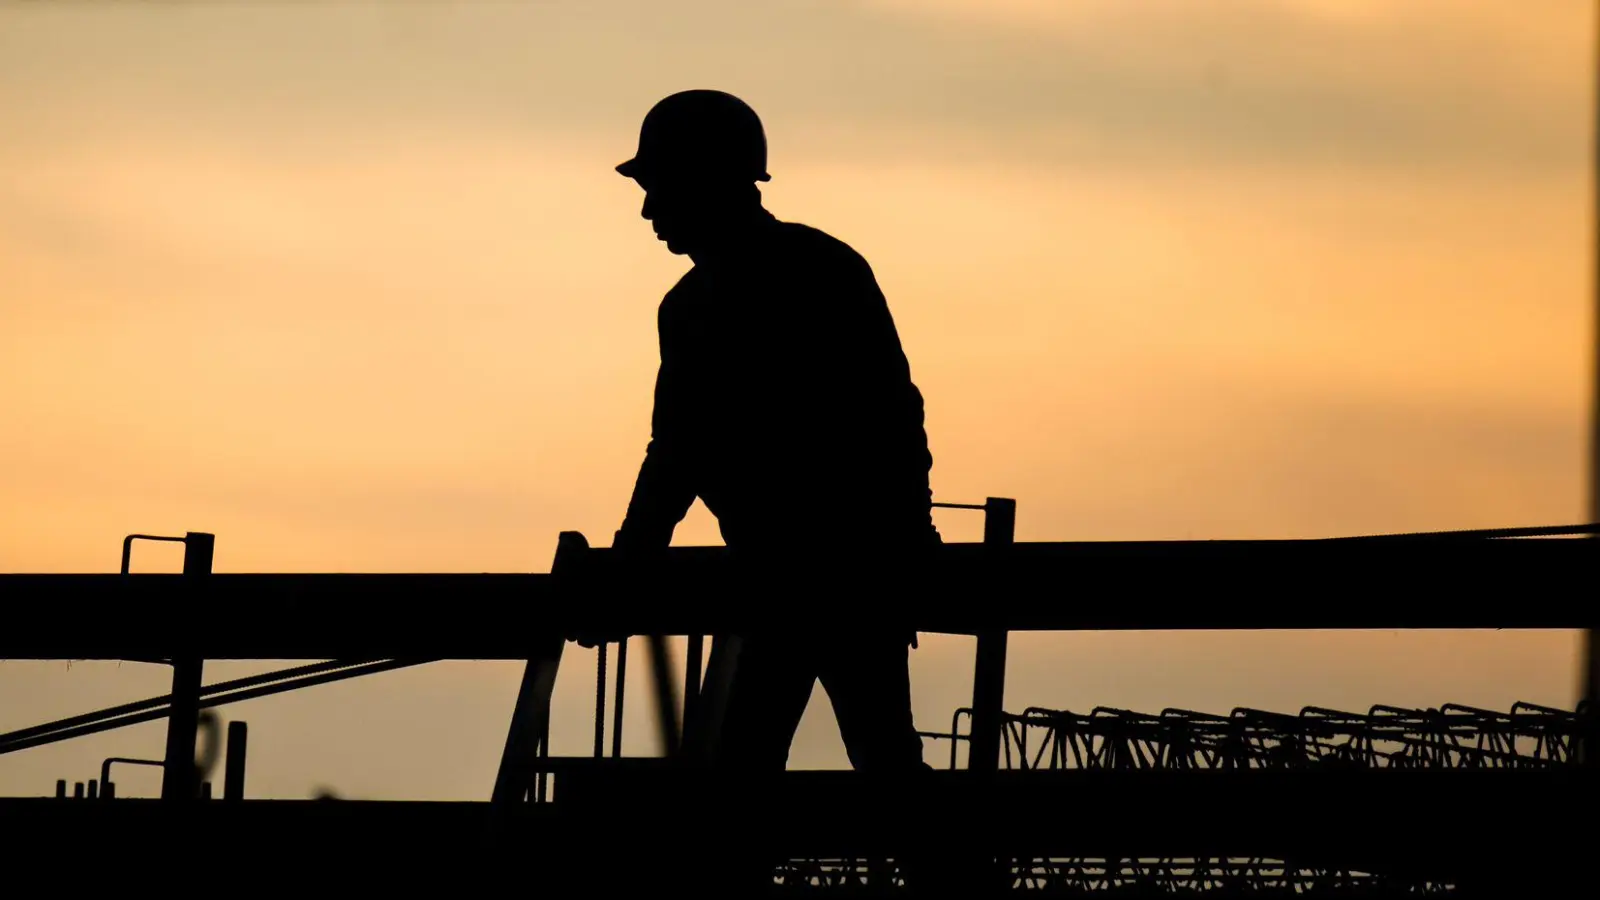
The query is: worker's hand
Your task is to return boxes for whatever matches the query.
[609,527,647,556]
[570,530,652,648]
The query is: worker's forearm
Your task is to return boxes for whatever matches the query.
[616,442,695,548]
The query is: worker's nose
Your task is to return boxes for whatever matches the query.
[641,193,655,222]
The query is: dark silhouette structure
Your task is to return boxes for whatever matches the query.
[612,89,939,777]
[5,530,1599,896]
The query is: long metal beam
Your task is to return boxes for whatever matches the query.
[1,535,1593,659]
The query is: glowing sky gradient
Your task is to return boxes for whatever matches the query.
[1,0,1591,799]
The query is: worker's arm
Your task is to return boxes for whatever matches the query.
[814,249,935,508]
[615,297,697,551]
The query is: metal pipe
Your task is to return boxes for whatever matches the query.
[648,634,680,757]
[593,643,607,758]
[102,756,164,788]
[1586,0,1600,743]
[608,637,627,755]
[682,633,704,745]
[0,657,383,750]
[120,534,187,575]
[100,757,165,799]
[536,721,549,803]
[0,659,436,756]
[611,639,627,758]
[1322,523,1600,542]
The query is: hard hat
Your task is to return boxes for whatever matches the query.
[616,90,772,184]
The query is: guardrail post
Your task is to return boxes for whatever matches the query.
[160,532,212,802]
[491,532,577,804]
[224,721,248,800]
[968,499,1015,772]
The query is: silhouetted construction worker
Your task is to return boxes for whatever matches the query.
[611,90,939,778]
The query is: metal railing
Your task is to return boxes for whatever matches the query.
[2,506,1595,807]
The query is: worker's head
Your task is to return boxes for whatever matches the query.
[617,90,771,257]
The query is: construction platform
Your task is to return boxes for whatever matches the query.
[5,767,1591,894]
[3,511,1597,895]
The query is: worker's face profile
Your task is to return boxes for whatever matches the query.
[633,171,739,257]
[636,175,698,256]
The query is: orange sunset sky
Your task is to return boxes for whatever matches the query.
[1,0,1593,799]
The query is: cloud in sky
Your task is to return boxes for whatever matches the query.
[0,0,1586,174]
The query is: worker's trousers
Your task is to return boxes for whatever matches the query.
[716,628,927,773]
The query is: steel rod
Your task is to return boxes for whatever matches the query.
[611,639,627,758]
[593,643,607,758]
[0,658,386,749]
[0,659,436,755]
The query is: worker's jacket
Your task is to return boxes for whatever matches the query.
[616,211,937,557]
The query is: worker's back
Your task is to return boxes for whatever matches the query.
[653,213,936,549]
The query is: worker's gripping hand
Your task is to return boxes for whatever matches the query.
[572,529,653,649]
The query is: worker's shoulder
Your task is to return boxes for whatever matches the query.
[768,220,874,275]
[659,266,706,313]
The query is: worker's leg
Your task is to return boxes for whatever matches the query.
[708,632,817,897]
[715,632,817,771]
[811,630,930,893]
[821,630,1010,895]
[818,630,927,773]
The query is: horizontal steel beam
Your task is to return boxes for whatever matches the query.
[2,537,1593,659]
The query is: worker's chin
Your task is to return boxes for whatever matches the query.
[660,235,691,256]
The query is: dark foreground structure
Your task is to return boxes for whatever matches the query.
[2,503,1596,895]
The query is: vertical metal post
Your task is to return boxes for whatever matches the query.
[648,634,681,758]
[1581,0,1600,770]
[492,532,578,804]
[594,643,608,758]
[611,639,628,758]
[55,779,66,799]
[687,634,743,763]
[161,532,212,802]
[968,499,1015,772]
[682,633,705,748]
[493,634,565,803]
[224,721,248,800]
[536,721,549,803]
